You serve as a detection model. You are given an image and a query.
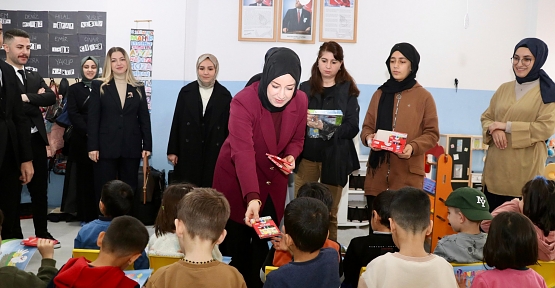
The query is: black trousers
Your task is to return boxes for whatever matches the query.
[483,185,516,212]
[219,196,278,288]
[0,136,23,239]
[23,133,49,236]
[93,157,140,205]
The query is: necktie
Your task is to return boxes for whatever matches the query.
[17,69,27,88]
[297,9,300,23]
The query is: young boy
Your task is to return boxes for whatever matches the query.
[74,180,148,269]
[146,188,246,288]
[433,187,492,263]
[0,210,58,287]
[342,190,398,288]
[358,187,458,288]
[264,197,340,288]
[262,182,342,278]
[50,216,149,288]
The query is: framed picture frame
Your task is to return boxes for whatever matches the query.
[277,0,316,44]
[319,0,358,43]
[238,0,277,42]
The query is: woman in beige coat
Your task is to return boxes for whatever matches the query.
[361,43,439,209]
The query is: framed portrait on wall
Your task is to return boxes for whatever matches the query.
[278,0,316,44]
[238,0,277,42]
[319,0,357,43]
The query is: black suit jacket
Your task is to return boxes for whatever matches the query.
[282,8,311,32]
[167,81,231,187]
[66,82,90,136]
[0,60,32,168]
[18,69,56,145]
[87,79,152,159]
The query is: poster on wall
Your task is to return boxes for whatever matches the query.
[238,0,276,42]
[319,0,357,43]
[48,11,78,35]
[278,0,316,44]
[77,11,106,35]
[130,29,154,111]
[0,10,106,78]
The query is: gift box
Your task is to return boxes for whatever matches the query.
[371,129,407,154]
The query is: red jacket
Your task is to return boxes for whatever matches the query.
[53,257,138,288]
[213,82,307,225]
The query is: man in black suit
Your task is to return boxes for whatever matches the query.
[0,23,34,240]
[249,0,268,6]
[282,0,312,33]
[4,28,57,242]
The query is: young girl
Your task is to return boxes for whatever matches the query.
[148,184,223,260]
[481,176,555,260]
[472,211,547,287]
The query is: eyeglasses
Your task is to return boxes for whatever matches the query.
[511,56,533,67]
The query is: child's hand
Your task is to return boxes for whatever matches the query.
[37,239,55,259]
[271,236,287,251]
[456,271,467,288]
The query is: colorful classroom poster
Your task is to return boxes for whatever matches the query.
[130,29,154,111]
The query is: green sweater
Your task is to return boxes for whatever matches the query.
[0,258,57,288]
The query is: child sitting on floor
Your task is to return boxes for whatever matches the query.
[358,187,458,288]
[0,209,58,288]
[481,176,555,260]
[49,216,149,288]
[471,211,547,287]
[74,180,149,269]
[264,197,341,288]
[148,183,223,261]
[262,182,342,281]
[146,188,246,288]
[433,187,492,263]
[342,190,398,288]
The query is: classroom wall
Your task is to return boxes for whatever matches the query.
[4,0,553,206]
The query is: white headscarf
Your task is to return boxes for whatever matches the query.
[196,53,219,88]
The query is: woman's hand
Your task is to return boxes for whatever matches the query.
[367,134,381,151]
[306,114,323,129]
[88,151,99,162]
[488,121,507,134]
[142,150,151,158]
[397,144,413,159]
[244,199,261,227]
[491,130,507,149]
[168,154,178,166]
[281,155,295,175]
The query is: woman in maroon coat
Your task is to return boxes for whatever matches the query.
[212,48,307,288]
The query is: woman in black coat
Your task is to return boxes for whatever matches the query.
[87,47,152,203]
[61,56,100,222]
[167,54,232,187]
[295,41,360,241]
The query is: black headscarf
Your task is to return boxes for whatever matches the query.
[257,47,301,112]
[369,43,420,173]
[245,47,280,87]
[80,56,100,88]
[513,38,555,104]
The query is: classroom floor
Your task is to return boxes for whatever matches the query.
[20,218,369,273]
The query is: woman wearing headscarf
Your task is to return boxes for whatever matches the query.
[61,56,100,222]
[481,38,555,211]
[212,48,307,288]
[295,41,360,241]
[167,54,232,186]
[361,42,439,209]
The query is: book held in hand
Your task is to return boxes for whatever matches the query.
[370,129,408,154]
[253,216,281,239]
[307,109,343,138]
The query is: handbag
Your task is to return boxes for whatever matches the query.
[45,79,63,123]
[61,95,90,142]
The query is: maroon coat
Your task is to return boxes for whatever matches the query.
[213,82,307,225]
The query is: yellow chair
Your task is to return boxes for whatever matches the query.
[265,266,278,276]
[529,261,555,287]
[359,266,366,276]
[148,254,182,273]
[72,249,134,270]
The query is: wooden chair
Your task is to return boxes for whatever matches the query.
[72,248,134,270]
